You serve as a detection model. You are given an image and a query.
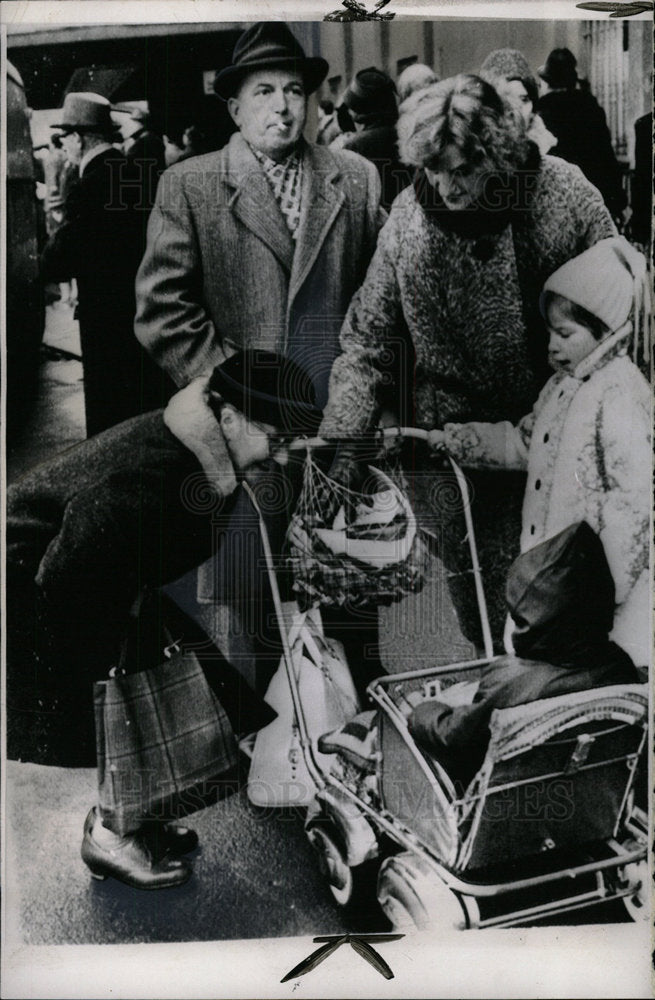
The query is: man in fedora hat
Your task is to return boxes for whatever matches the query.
[134,23,387,693]
[536,49,626,220]
[135,22,384,407]
[41,92,174,436]
[6,349,322,887]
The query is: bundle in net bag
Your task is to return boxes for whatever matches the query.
[287,452,429,610]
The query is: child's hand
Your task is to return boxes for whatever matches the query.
[427,429,447,454]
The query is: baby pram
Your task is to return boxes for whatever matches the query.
[244,428,649,931]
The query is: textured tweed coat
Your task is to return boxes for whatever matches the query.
[135,132,384,406]
[442,327,651,667]
[320,155,615,438]
[319,153,615,647]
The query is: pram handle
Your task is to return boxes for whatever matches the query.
[287,426,429,450]
[289,427,494,662]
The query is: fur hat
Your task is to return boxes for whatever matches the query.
[540,237,648,334]
[213,23,328,100]
[480,48,539,107]
[208,350,322,435]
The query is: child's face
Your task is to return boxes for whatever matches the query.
[546,299,600,372]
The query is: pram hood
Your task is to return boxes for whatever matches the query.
[506,521,634,671]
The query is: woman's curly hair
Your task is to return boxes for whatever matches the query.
[397,73,530,174]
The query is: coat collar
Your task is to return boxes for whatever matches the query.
[223,132,295,272]
[573,321,632,381]
[288,141,345,305]
[222,133,346,301]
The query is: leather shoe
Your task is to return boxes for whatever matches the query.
[81,809,192,890]
[142,821,199,858]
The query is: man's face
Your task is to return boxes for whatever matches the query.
[227,68,307,161]
[497,79,534,127]
[60,130,83,166]
[219,405,291,473]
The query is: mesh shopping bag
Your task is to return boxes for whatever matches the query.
[287,453,429,610]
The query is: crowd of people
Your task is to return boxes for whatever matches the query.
[7,23,651,893]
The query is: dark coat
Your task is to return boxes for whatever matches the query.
[630,112,652,246]
[342,124,413,211]
[41,147,174,435]
[537,89,626,218]
[5,408,276,766]
[408,522,639,782]
[125,128,166,209]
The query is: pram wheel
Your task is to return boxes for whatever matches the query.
[618,843,649,922]
[377,853,479,931]
[307,821,386,927]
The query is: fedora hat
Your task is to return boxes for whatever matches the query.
[537,48,578,90]
[214,23,328,101]
[52,92,121,135]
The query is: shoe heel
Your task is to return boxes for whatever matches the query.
[90,870,108,881]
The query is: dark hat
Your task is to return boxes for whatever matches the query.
[538,48,578,90]
[112,103,152,126]
[213,23,328,101]
[506,521,617,665]
[51,92,121,136]
[208,350,322,435]
[341,66,398,119]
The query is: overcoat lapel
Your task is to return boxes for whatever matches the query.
[222,133,295,273]
[289,144,345,308]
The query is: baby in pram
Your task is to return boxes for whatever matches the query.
[321,237,649,780]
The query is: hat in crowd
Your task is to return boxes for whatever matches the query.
[540,237,648,333]
[214,23,328,100]
[208,349,322,435]
[112,103,152,126]
[537,48,578,90]
[397,63,438,105]
[341,66,398,121]
[51,92,121,136]
[479,48,539,107]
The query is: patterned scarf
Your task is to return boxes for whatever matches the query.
[252,144,304,238]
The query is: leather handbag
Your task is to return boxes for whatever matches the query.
[247,605,360,809]
[94,600,238,837]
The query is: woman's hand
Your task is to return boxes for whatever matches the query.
[427,429,448,454]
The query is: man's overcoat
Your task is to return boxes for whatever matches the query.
[135,132,384,405]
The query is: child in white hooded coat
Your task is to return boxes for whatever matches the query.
[430,237,651,668]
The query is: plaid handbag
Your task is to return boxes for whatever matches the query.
[94,628,238,837]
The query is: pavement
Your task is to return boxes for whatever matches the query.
[4,302,630,948]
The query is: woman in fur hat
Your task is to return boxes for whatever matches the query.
[479,47,556,155]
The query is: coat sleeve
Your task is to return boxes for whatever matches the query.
[319,212,403,439]
[591,380,651,608]
[442,418,531,470]
[134,169,225,387]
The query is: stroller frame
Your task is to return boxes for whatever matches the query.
[244,428,649,930]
